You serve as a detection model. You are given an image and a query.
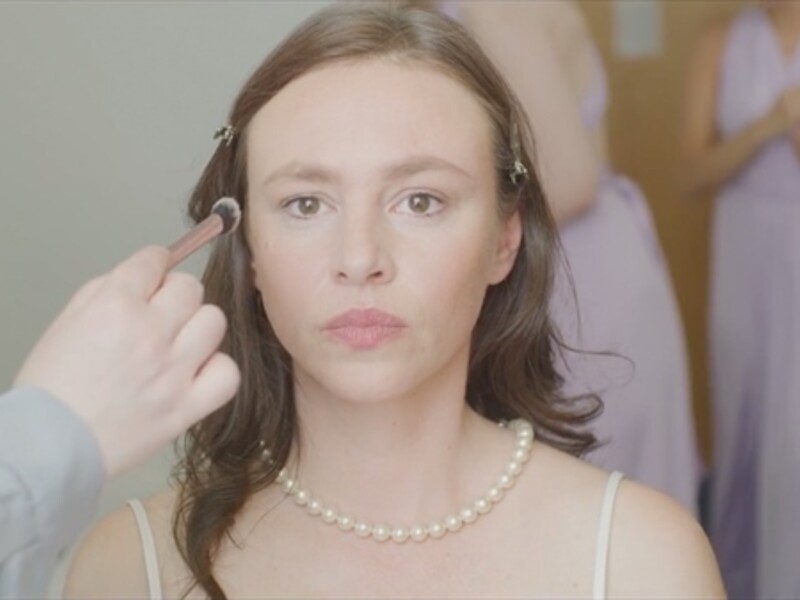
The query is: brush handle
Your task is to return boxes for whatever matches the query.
[167,214,223,269]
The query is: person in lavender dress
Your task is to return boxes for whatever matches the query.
[682,2,800,598]
[444,1,701,514]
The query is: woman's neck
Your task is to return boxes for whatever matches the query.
[283,364,513,527]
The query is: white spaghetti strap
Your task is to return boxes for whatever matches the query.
[592,471,624,600]
[126,499,163,600]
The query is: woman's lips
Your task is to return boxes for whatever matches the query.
[323,308,407,349]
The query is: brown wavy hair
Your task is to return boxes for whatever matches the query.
[172,3,601,598]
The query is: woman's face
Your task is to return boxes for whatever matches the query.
[245,59,520,404]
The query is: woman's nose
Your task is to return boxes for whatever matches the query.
[332,208,395,286]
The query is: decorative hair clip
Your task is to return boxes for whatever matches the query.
[510,159,529,185]
[213,124,236,147]
[508,121,529,185]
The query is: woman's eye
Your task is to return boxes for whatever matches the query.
[286,196,322,217]
[399,192,444,216]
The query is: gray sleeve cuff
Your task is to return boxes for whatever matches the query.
[0,386,105,557]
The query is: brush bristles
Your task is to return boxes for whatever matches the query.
[211,197,241,234]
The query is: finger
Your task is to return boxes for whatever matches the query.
[60,276,105,317]
[107,245,170,300]
[178,353,241,430]
[149,272,205,341]
[171,304,228,373]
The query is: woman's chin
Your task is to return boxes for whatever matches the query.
[298,362,429,407]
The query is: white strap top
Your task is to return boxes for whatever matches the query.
[593,470,624,599]
[127,471,624,600]
[126,499,163,600]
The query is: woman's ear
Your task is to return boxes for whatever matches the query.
[488,210,522,285]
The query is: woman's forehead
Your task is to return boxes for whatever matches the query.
[246,59,495,177]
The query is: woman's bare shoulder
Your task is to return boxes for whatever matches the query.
[525,441,610,492]
[517,442,619,519]
[521,444,725,596]
[62,486,181,600]
[608,479,725,597]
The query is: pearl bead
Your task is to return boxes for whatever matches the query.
[391,527,410,543]
[354,522,372,538]
[428,522,446,538]
[292,489,309,506]
[307,499,323,515]
[372,524,391,542]
[268,418,535,544]
[487,486,504,503]
[337,514,355,532]
[512,418,530,430]
[410,526,428,542]
[459,507,477,523]
[321,507,338,524]
[444,515,462,532]
[506,460,523,476]
[498,473,515,490]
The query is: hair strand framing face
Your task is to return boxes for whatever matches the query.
[175,5,601,598]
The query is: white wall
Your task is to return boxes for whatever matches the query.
[0,1,328,593]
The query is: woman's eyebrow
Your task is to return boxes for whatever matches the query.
[380,155,473,181]
[260,155,473,189]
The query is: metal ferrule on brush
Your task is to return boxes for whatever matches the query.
[167,197,241,269]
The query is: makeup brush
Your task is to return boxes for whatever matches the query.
[167,197,241,269]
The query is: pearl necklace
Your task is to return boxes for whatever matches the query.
[271,418,534,544]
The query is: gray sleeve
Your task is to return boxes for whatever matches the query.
[0,386,105,598]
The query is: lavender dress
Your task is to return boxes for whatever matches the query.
[709,8,800,599]
[549,49,701,515]
[437,0,700,515]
